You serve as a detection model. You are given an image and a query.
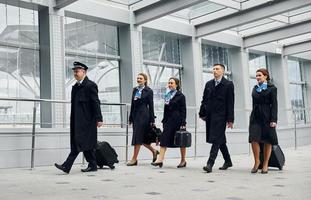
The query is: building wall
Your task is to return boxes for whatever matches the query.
[1,126,311,168]
[0,1,310,168]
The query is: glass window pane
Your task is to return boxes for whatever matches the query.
[65,16,121,125]
[202,72,214,85]
[142,65,180,121]
[249,53,266,76]
[0,4,39,128]
[201,44,229,70]
[287,59,301,82]
[65,17,119,56]
[142,30,180,64]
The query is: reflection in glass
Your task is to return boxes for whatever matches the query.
[64,17,121,126]
[201,44,230,86]
[202,44,229,69]
[288,59,305,122]
[142,30,180,64]
[249,53,267,94]
[143,65,180,122]
[0,3,39,127]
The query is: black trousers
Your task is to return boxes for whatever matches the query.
[62,147,97,172]
[207,143,232,166]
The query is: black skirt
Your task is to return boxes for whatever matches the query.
[249,121,278,145]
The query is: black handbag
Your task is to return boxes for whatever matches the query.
[146,125,162,143]
[174,129,191,148]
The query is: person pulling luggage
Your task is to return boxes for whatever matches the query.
[248,68,279,174]
[54,61,103,174]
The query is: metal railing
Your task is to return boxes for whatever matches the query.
[0,97,310,169]
[0,97,129,169]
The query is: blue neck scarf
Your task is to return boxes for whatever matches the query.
[256,82,268,93]
[164,89,177,105]
[134,85,144,100]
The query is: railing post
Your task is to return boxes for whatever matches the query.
[125,106,129,163]
[31,102,37,169]
[294,110,297,150]
[194,112,197,159]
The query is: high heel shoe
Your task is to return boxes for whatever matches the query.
[177,162,187,168]
[261,169,268,174]
[126,160,138,166]
[151,162,163,168]
[251,168,258,173]
[152,150,160,163]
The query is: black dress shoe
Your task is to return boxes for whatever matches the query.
[203,164,212,173]
[54,163,69,174]
[126,160,138,166]
[219,162,233,170]
[177,162,187,168]
[151,162,163,168]
[152,150,160,163]
[81,167,97,172]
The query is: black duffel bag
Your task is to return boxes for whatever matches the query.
[174,129,191,148]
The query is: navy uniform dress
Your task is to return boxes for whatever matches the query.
[160,90,186,148]
[249,83,278,145]
[129,86,155,145]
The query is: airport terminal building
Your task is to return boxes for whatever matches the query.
[0,0,311,169]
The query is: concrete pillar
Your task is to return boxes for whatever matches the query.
[268,54,292,126]
[229,47,251,129]
[39,7,66,128]
[118,15,143,124]
[302,61,311,123]
[180,36,202,125]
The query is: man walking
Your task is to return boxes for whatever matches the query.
[55,61,103,173]
[199,63,234,173]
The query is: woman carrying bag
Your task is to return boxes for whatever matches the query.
[127,73,159,166]
[151,77,187,168]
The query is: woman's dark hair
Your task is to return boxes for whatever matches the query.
[138,73,148,86]
[169,77,180,90]
[256,68,270,81]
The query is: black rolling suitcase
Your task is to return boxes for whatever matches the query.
[174,129,192,148]
[96,141,119,169]
[259,144,285,170]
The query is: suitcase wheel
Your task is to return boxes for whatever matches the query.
[109,165,115,170]
[98,165,104,169]
[279,166,283,170]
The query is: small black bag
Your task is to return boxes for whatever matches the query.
[145,125,162,143]
[174,129,191,148]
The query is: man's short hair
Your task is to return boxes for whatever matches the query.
[213,63,226,70]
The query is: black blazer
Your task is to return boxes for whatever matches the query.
[162,90,186,126]
[129,86,155,124]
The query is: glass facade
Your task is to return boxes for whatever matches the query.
[142,30,181,121]
[142,30,180,64]
[0,4,39,127]
[288,59,305,122]
[64,17,121,126]
[248,53,267,92]
[201,44,230,84]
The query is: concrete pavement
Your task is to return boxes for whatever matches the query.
[1,145,311,200]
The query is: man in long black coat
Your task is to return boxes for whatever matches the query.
[55,61,103,173]
[199,63,234,173]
